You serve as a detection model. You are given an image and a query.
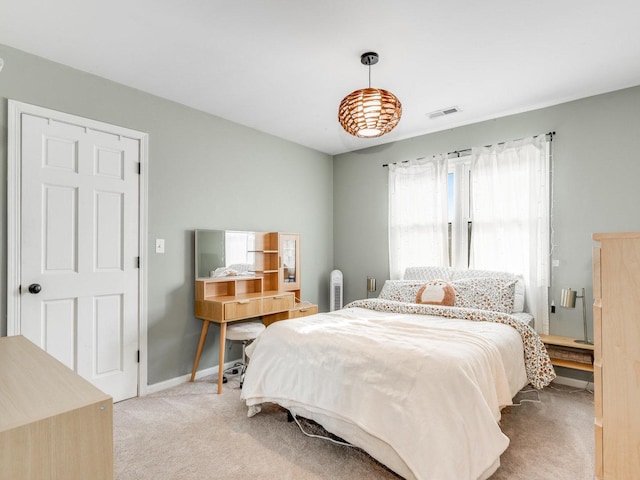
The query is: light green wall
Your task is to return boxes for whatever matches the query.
[334,86,640,348]
[0,44,334,385]
[3,42,640,387]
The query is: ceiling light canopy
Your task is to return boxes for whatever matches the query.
[338,52,402,138]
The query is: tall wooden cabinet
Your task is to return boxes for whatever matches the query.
[592,232,640,479]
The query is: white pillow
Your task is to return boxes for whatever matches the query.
[512,276,525,313]
[403,266,454,281]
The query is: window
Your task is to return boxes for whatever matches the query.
[388,135,551,332]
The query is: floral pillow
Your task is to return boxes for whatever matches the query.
[451,277,517,313]
[378,280,427,303]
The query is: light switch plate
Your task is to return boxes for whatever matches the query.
[155,239,165,254]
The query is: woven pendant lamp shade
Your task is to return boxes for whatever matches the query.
[338,88,402,138]
[337,52,402,138]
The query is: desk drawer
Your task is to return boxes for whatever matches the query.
[289,304,318,319]
[225,298,261,320]
[263,293,294,314]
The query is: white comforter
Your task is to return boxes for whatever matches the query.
[241,306,527,480]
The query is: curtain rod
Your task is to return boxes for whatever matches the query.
[382,131,555,167]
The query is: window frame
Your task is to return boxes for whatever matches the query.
[447,156,471,268]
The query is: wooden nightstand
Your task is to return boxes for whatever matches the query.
[539,334,594,372]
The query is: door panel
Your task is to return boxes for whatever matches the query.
[95,145,124,178]
[94,294,123,375]
[44,130,79,171]
[95,191,124,270]
[19,111,140,402]
[42,298,77,370]
[44,185,78,272]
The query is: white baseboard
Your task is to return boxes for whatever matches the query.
[551,374,594,391]
[145,360,238,395]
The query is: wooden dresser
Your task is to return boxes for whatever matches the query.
[0,335,113,480]
[592,232,640,479]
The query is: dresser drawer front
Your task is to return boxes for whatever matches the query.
[263,294,294,314]
[225,299,262,320]
[593,305,602,361]
[594,363,602,420]
[595,422,603,479]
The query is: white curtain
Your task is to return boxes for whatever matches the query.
[388,155,448,280]
[451,161,470,269]
[470,136,551,333]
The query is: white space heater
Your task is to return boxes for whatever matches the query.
[330,270,343,311]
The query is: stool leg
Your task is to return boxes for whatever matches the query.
[241,340,247,366]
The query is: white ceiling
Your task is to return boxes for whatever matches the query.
[1,0,640,155]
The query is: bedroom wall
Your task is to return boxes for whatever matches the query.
[334,85,640,346]
[0,44,334,385]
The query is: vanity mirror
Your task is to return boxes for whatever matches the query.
[194,229,256,279]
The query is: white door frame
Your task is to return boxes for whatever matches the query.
[7,100,149,397]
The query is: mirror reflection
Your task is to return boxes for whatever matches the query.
[194,229,256,279]
[282,238,297,283]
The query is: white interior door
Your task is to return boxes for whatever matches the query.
[9,102,147,402]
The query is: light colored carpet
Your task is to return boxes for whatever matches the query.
[113,376,594,479]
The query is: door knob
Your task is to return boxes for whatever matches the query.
[28,283,42,294]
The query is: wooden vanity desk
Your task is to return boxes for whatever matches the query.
[191,231,317,393]
[190,276,295,393]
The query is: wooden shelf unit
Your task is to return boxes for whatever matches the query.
[252,232,281,291]
[198,275,263,298]
[538,333,594,372]
[253,232,301,300]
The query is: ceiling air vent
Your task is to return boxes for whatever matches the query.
[427,106,461,119]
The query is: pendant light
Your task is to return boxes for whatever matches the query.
[338,52,402,138]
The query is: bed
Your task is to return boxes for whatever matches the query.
[240,267,555,480]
